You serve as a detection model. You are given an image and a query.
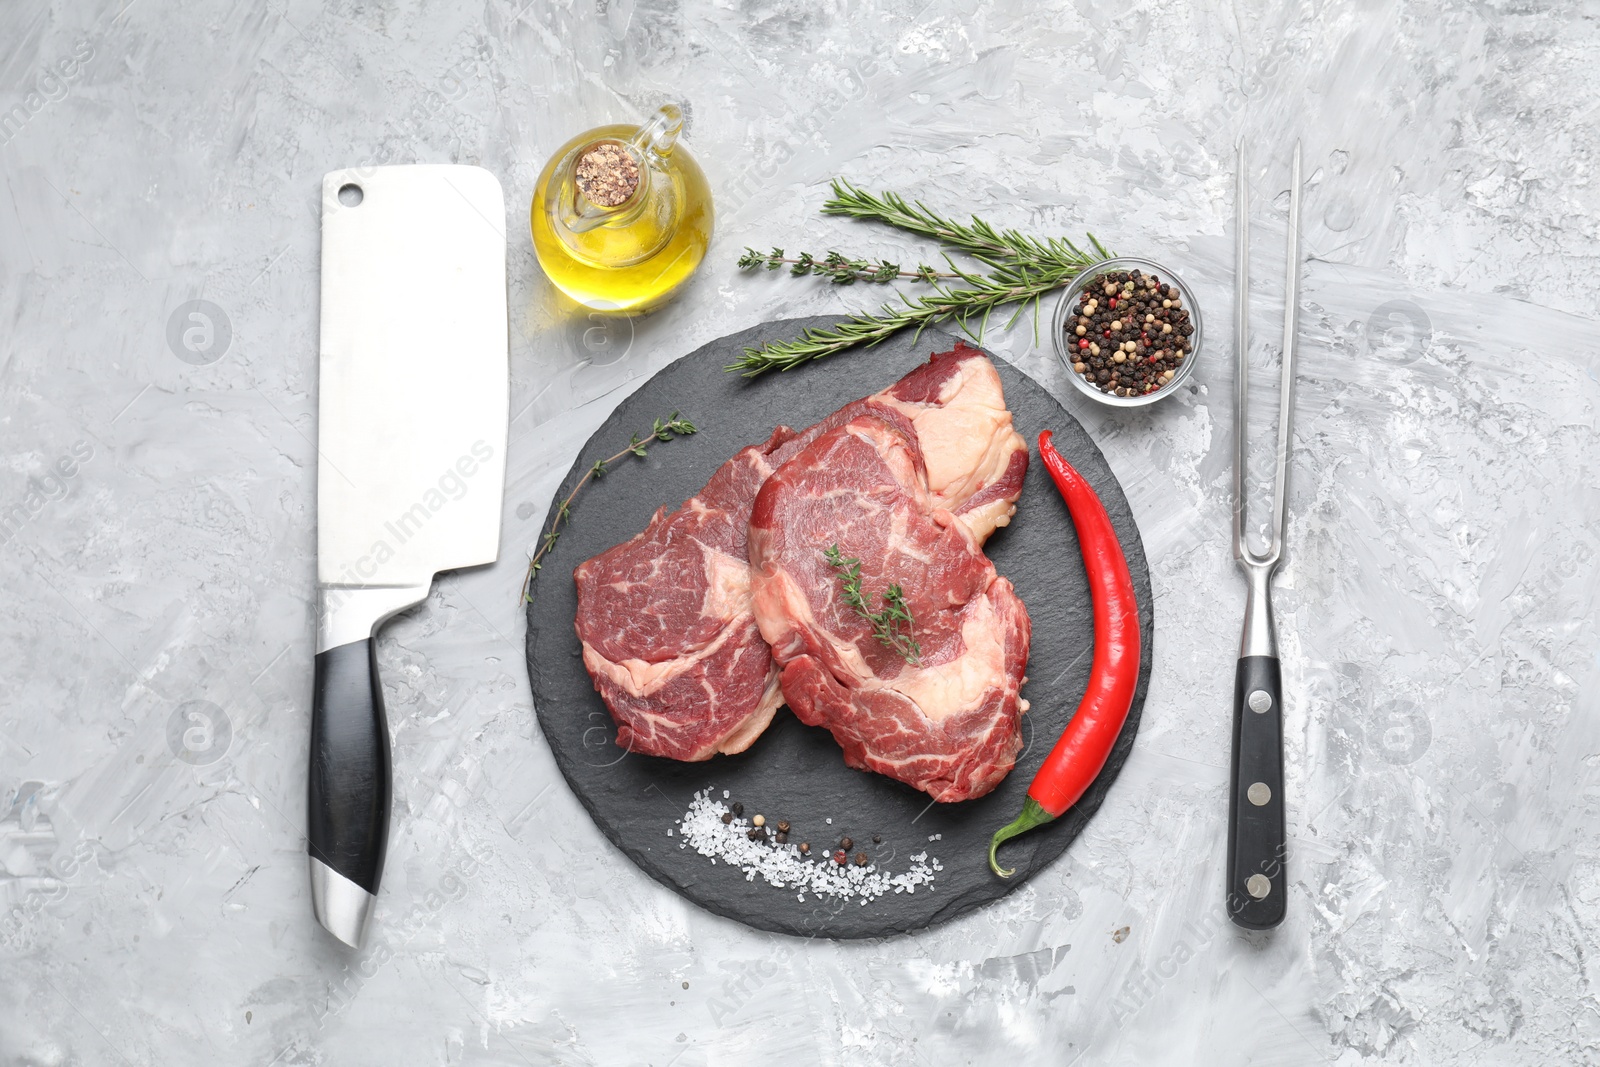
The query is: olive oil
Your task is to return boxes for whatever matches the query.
[531,104,713,313]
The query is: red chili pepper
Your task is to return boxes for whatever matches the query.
[989,431,1142,877]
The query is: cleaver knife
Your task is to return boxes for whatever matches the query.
[311,165,508,947]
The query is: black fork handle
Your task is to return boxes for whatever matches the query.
[1227,655,1286,929]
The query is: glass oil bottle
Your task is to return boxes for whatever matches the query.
[530,104,713,313]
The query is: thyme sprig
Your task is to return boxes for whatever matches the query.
[824,544,921,666]
[522,413,697,602]
[738,247,958,284]
[729,179,1110,376]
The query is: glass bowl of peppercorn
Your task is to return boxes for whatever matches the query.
[1051,257,1202,407]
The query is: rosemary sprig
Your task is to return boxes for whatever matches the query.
[730,259,1086,376]
[522,413,697,601]
[738,247,958,284]
[824,544,921,666]
[821,179,1106,274]
[728,179,1110,376]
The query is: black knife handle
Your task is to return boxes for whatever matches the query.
[308,638,391,894]
[1227,655,1286,929]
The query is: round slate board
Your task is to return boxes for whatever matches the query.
[525,317,1153,939]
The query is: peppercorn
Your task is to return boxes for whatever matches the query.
[752,814,765,827]
[854,853,868,866]
[839,836,853,851]
[747,827,766,842]
[872,834,882,844]
[1066,269,1192,397]
[833,849,848,865]
[777,820,790,834]
[730,802,743,816]
[799,842,811,855]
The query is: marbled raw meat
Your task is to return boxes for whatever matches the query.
[748,413,1032,802]
[573,428,795,761]
[573,343,1027,762]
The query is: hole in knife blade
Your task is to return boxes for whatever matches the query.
[338,183,364,207]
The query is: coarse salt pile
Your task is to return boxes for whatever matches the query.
[674,789,942,906]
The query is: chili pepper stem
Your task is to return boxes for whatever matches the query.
[987,796,1056,878]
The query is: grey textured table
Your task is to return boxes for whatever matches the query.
[1,2,1595,1064]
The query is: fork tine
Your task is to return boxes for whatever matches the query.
[1269,141,1302,554]
[1232,141,1250,561]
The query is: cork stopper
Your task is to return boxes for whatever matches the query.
[574,142,640,208]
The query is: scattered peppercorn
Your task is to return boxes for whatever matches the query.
[1065,268,1192,397]
[872,834,882,844]
[752,814,765,827]
[721,811,733,825]
[775,832,788,844]
[839,836,854,851]
[833,849,849,865]
[747,826,767,842]
[730,802,744,816]
[799,842,811,855]
[777,820,790,834]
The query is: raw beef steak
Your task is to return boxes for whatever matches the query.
[572,343,1028,762]
[859,341,1028,543]
[747,414,1032,802]
[572,428,795,761]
